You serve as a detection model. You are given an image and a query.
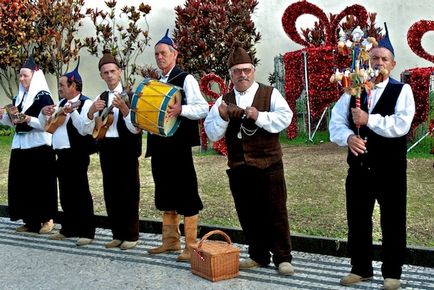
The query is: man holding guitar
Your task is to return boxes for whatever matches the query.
[40,60,97,246]
[83,52,142,250]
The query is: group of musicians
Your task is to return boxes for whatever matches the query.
[0,26,412,288]
[0,28,297,277]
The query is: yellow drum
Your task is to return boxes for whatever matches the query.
[131,78,182,137]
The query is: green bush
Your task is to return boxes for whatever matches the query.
[0,125,14,137]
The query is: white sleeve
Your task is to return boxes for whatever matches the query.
[70,99,93,136]
[123,110,141,134]
[329,93,355,147]
[181,74,209,120]
[204,97,229,141]
[255,88,293,133]
[82,97,98,135]
[0,112,13,127]
[27,116,44,131]
[367,84,415,137]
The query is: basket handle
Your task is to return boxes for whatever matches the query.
[197,230,232,250]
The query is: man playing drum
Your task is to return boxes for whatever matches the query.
[146,29,208,262]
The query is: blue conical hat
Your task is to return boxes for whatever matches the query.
[64,57,82,82]
[156,29,177,50]
[378,22,394,56]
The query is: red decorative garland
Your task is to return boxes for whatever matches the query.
[281,1,368,138]
[406,20,434,140]
[199,73,227,102]
[199,73,228,155]
[407,20,434,64]
[282,2,368,47]
[402,67,434,137]
[282,1,329,47]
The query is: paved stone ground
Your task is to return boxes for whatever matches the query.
[0,218,433,290]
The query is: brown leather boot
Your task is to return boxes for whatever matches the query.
[148,212,181,254]
[176,215,198,262]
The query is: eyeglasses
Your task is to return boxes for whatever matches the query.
[231,67,254,76]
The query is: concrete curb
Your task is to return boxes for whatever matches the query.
[1,205,432,268]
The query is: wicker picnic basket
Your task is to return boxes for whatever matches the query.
[190,230,240,282]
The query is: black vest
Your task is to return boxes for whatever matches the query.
[145,66,200,157]
[99,90,142,157]
[14,90,53,133]
[347,78,407,169]
[65,95,97,154]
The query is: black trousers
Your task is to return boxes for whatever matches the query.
[346,164,407,279]
[8,145,57,232]
[56,149,95,239]
[98,138,140,241]
[151,146,202,217]
[226,161,292,267]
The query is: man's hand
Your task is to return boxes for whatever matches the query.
[62,103,75,114]
[112,95,130,117]
[87,99,106,120]
[12,114,30,124]
[167,95,182,118]
[218,100,229,121]
[227,103,245,119]
[351,107,368,126]
[347,134,367,156]
[244,106,258,121]
[42,105,55,116]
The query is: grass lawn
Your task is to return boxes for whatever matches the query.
[0,133,432,247]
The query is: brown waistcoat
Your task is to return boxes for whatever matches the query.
[223,83,282,169]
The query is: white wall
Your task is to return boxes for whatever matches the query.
[1,0,433,103]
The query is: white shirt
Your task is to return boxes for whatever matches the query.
[83,83,139,137]
[329,77,416,146]
[1,95,52,150]
[159,66,208,121]
[204,82,293,141]
[38,94,93,150]
[0,111,51,149]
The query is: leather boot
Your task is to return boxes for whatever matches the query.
[148,212,181,254]
[176,215,198,262]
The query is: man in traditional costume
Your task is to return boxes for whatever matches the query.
[146,29,208,262]
[40,59,96,246]
[329,24,415,290]
[83,53,142,250]
[204,41,295,276]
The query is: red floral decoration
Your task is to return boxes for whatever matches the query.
[407,20,434,64]
[282,1,368,138]
[199,73,228,155]
[199,73,227,102]
[282,1,329,47]
[405,20,434,139]
[402,67,434,137]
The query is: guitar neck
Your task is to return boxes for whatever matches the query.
[101,104,115,119]
[100,92,129,118]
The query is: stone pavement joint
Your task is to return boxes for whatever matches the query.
[0,218,433,290]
